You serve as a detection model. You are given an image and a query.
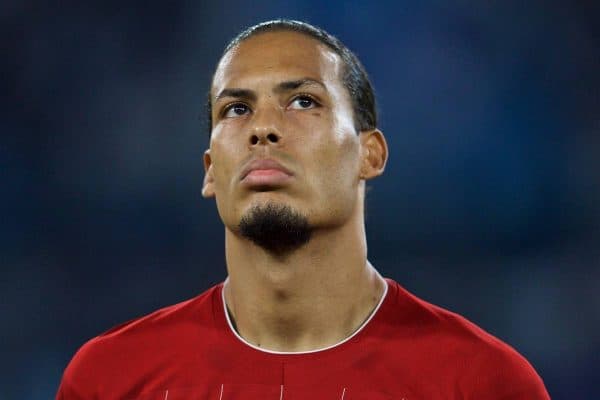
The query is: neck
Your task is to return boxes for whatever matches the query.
[222,209,386,352]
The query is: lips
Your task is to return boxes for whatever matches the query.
[240,159,293,187]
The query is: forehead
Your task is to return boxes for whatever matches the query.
[212,31,343,94]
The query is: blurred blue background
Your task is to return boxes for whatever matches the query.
[2,1,599,399]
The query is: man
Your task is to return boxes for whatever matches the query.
[57,20,550,399]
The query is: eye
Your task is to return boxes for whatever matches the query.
[223,103,251,118]
[289,95,318,110]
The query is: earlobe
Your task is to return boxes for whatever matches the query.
[359,129,388,180]
[202,149,215,198]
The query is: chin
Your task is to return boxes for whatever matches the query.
[237,201,312,255]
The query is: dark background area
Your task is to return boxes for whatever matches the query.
[2,1,599,399]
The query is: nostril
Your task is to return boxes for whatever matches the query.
[267,133,279,143]
[250,135,259,145]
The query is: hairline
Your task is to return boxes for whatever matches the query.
[210,29,350,124]
[207,21,376,136]
[213,30,345,95]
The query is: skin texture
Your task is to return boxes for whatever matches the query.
[203,31,389,352]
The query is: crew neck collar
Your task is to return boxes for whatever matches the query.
[220,274,389,355]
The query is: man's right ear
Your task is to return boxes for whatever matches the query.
[202,149,215,198]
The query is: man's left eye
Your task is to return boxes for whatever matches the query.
[289,96,317,110]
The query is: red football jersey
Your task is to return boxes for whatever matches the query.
[56,279,550,399]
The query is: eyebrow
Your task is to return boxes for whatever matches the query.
[215,88,256,102]
[214,78,326,102]
[274,78,326,93]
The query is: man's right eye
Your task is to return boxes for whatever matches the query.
[223,103,250,118]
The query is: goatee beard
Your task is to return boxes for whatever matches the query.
[238,203,311,256]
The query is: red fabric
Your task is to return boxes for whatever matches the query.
[56,279,550,399]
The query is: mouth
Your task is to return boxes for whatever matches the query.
[240,159,294,188]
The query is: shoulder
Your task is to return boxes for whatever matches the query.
[56,284,223,398]
[88,283,221,348]
[382,279,550,399]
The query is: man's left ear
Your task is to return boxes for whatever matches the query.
[359,129,388,180]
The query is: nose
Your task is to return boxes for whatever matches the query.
[249,131,280,145]
[248,108,283,147]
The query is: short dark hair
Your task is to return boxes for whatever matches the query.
[207,19,377,135]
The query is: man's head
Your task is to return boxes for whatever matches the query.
[202,20,388,255]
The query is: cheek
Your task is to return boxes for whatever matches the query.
[210,121,246,167]
[208,141,240,226]
[328,128,360,168]
[311,132,361,192]
[208,141,237,193]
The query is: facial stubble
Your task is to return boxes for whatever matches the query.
[238,202,312,256]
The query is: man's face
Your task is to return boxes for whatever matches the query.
[204,31,364,233]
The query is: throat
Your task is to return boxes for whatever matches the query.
[222,275,387,353]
